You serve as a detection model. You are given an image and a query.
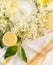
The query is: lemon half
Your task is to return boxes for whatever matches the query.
[3,32,17,46]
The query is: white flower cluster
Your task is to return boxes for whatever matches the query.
[11,10,47,39]
[0,0,7,32]
[0,0,15,33]
[0,0,51,40]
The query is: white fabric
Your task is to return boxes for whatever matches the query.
[0,32,53,65]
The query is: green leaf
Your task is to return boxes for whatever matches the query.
[20,47,27,63]
[0,42,3,48]
[4,46,18,59]
[0,30,4,48]
[0,30,3,41]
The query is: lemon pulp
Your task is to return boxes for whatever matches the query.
[3,32,17,46]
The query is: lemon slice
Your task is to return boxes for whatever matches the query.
[3,32,17,46]
[45,12,53,29]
